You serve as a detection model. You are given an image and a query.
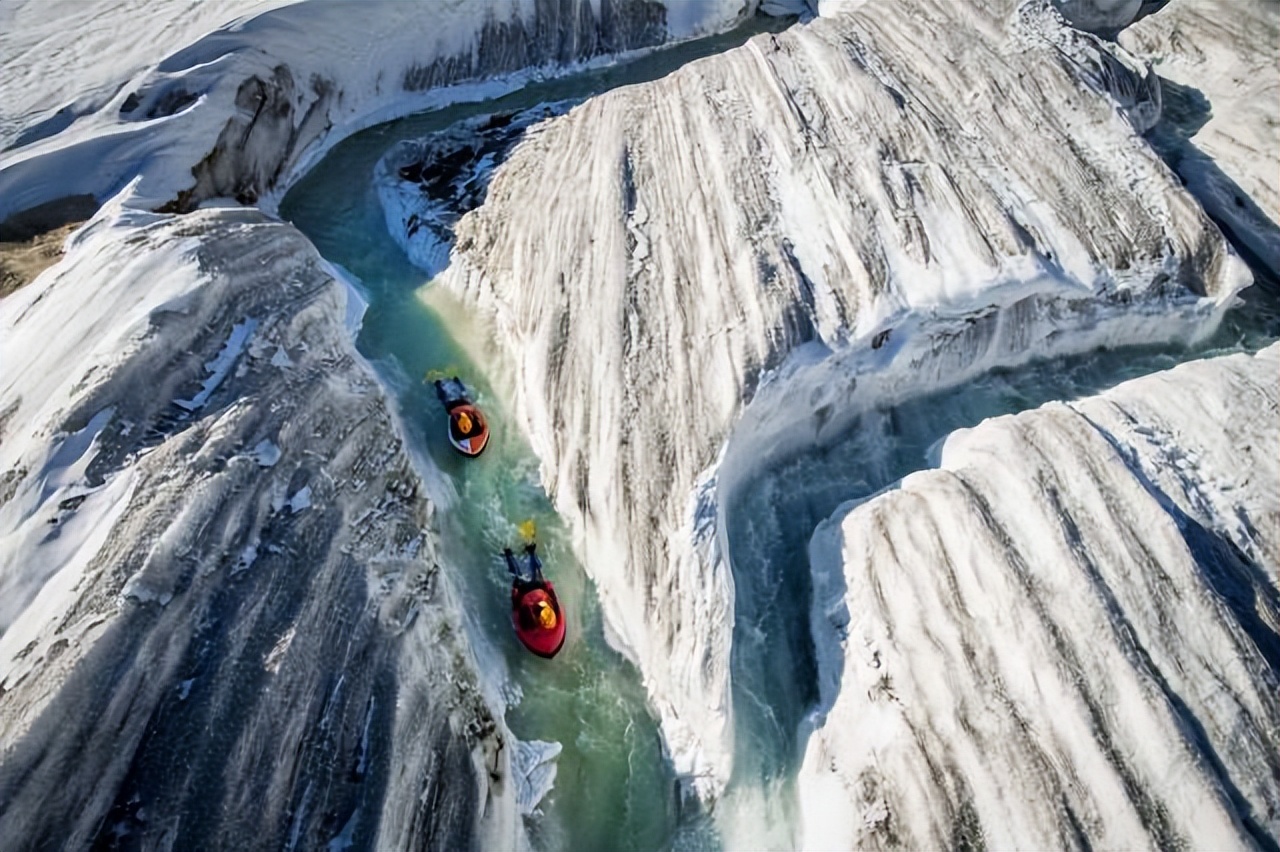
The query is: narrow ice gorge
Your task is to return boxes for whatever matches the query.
[0,201,516,849]
[802,343,1280,849]
[0,2,804,848]
[1,0,1276,848]
[422,0,1250,799]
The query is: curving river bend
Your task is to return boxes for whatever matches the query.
[279,21,1278,851]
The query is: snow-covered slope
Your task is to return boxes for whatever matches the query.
[3,0,1274,846]
[0,0,286,151]
[425,0,1249,798]
[1119,0,1280,273]
[802,342,1280,850]
[0,197,521,850]
[0,0,780,222]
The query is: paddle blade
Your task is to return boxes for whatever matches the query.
[422,366,461,384]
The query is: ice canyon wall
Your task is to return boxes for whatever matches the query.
[428,0,1250,797]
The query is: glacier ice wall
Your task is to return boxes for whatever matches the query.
[1119,0,1280,274]
[433,0,1248,798]
[0,0,777,221]
[0,200,519,851]
[802,342,1280,850]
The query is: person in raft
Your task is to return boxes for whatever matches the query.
[434,376,489,456]
[452,408,478,439]
[434,376,470,409]
[504,544,557,631]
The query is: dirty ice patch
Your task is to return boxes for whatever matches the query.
[513,739,562,816]
[250,439,281,467]
[318,259,368,338]
[173,318,258,411]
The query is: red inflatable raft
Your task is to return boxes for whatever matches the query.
[434,377,490,458]
[511,581,566,658]
[447,403,489,458]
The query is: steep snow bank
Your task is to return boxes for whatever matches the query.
[0,198,523,850]
[0,0,287,151]
[431,0,1247,799]
[0,0,777,221]
[802,342,1280,850]
[1119,0,1280,273]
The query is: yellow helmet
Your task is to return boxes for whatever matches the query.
[537,600,557,629]
[456,411,473,434]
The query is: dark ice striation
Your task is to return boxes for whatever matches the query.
[401,0,669,92]
[168,0,682,212]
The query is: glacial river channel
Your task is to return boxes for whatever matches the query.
[280,19,1278,851]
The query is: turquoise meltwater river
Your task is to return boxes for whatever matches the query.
[282,104,682,852]
[280,23,796,851]
[279,21,1278,850]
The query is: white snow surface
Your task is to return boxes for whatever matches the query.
[434,0,1248,800]
[0,0,772,220]
[1120,0,1280,272]
[0,0,287,150]
[0,199,522,849]
[802,342,1280,850]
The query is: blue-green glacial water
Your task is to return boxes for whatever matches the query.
[284,123,680,852]
[281,22,800,851]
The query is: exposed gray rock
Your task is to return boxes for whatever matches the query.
[165,65,336,210]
